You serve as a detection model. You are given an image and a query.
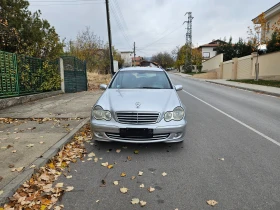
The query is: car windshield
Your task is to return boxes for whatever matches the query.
[109,70,172,89]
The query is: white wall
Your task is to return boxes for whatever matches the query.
[202,54,223,72]
[120,52,133,67]
[201,47,217,59]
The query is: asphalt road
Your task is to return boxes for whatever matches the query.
[56,74,280,210]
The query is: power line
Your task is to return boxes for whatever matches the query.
[29,0,103,2]
[30,2,104,6]
[138,24,183,50]
[109,1,132,48]
[114,0,129,32]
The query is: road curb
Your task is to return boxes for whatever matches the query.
[206,81,280,97]
[0,117,90,206]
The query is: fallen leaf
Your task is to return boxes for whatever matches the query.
[101,162,108,167]
[116,149,121,153]
[113,181,119,185]
[131,198,140,204]
[131,176,136,180]
[26,144,34,148]
[138,171,143,176]
[0,190,3,195]
[15,137,20,140]
[40,173,50,181]
[42,184,52,193]
[162,172,167,176]
[29,164,36,168]
[16,167,24,172]
[140,200,147,207]
[7,145,13,149]
[96,200,100,203]
[48,162,55,169]
[107,164,114,169]
[87,158,92,161]
[218,158,225,161]
[55,183,64,188]
[121,172,126,177]
[66,186,74,192]
[147,187,155,192]
[127,156,132,161]
[11,150,17,153]
[94,157,98,162]
[40,205,47,210]
[120,187,128,194]
[39,141,44,144]
[134,150,139,154]
[88,152,95,157]
[1,146,7,149]
[139,184,144,188]
[66,175,72,179]
[207,200,218,206]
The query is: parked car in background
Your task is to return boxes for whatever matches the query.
[90,67,187,143]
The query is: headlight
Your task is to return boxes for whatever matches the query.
[164,112,173,122]
[164,106,184,122]
[92,106,112,121]
[173,107,184,121]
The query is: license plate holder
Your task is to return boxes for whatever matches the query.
[120,128,153,138]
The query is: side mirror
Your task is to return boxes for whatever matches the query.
[175,85,183,91]
[100,84,108,90]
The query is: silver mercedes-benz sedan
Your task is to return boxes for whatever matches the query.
[90,67,187,143]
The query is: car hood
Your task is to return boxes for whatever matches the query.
[97,89,181,113]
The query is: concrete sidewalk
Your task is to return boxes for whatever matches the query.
[206,79,280,97]
[0,91,101,203]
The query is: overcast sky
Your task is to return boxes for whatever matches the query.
[29,0,279,57]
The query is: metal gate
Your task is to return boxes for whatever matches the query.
[0,51,19,97]
[62,56,88,93]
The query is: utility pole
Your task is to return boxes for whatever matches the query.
[133,42,136,66]
[105,0,114,75]
[183,12,194,73]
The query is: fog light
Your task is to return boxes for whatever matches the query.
[173,132,182,139]
[94,132,103,138]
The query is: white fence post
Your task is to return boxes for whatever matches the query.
[60,58,65,93]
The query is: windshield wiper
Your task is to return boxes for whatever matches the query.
[141,87,161,89]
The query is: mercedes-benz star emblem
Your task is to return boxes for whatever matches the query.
[135,102,141,108]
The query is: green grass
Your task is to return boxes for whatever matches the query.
[229,79,280,88]
[183,71,206,75]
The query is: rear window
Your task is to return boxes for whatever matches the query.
[109,70,172,89]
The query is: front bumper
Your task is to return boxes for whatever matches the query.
[90,118,187,143]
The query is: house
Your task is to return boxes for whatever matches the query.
[132,56,144,66]
[198,39,226,61]
[120,51,133,67]
[252,2,280,41]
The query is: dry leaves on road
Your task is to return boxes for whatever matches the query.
[127,156,132,161]
[140,200,147,207]
[147,187,155,193]
[138,171,143,176]
[131,198,140,204]
[107,164,114,169]
[26,144,34,148]
[120,187,128,194]
[139,184,144,188]
[131,176,136,180]
[218,158,225,161]
[88,152,95,158]
[116,149,121,153]
[11,150,17,153]
[134,150,139,154]
[2,124,90,210]
[162,172,167,176]
[113,181,119,185]
[0,190,3,195]
[207,200,218,206]
[101,162,109,167]
[121,172,126,177]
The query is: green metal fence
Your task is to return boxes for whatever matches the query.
[0,50,60,98]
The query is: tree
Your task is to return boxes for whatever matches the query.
[174,45,202,72]
[151,52,174,69]
[0,0,64,59]
[267,32,280,53]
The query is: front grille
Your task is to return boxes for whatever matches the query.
[106,133,170,141]
[116,112,159,124]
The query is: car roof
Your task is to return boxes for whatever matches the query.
[119,67,164,72]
